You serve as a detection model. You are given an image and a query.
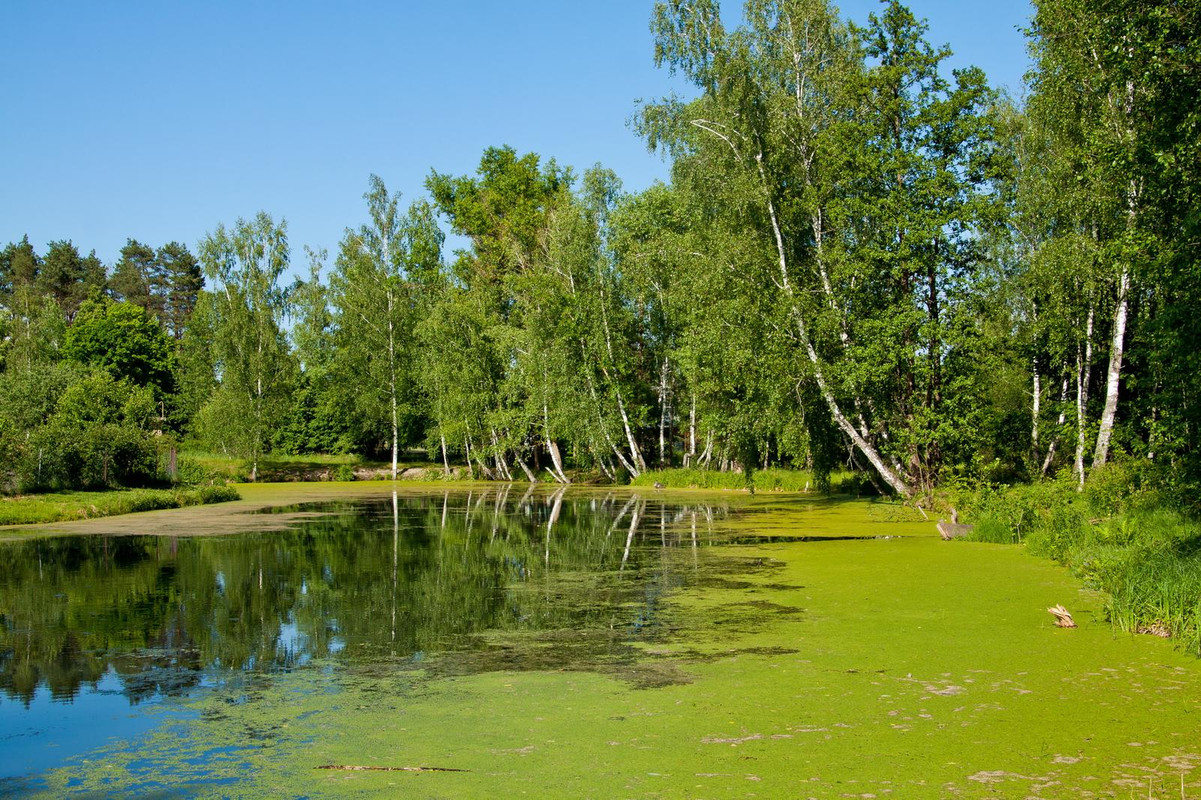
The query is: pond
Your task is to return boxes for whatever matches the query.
[1,486,1199,797]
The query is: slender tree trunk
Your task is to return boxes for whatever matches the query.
[390,388,398,481]
[1074,303,1095,489]
[463,438,472,478]
[388,300,398,481]
[516,457,537,483]
[699,431,714,468]
[441,434,450,476]
[1042,378,1069,476]
[546,441,569,484]
[490,429,509,481]
[584,366,638,477]
[1032,353,1042,462]
[1093,268,1130,469]
[657,356,671,466]
[596,456,616,483]
[611,387,646,475]
[687,394,697,467]
[543,403,570,484]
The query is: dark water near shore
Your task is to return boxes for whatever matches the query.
[0,489,735,785]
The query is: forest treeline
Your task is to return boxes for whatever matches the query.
[1,0,1197,503]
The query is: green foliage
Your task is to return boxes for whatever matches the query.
[39,240,105,320]
[26,372,161,491]
[63,296,177,399]
[328,176,442,473]
[0,364,170,492]
[2,0,1199,540]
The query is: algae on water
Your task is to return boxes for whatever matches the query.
[2,487,1199,798]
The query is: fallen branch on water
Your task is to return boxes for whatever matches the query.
[317,764,469,773]
[1047,604,1077,628]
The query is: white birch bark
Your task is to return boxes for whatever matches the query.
[1074,303,1095,489]
[657,356,671,466]
[1041,378,1069,476]
[1093,268,1130,469]
[516,457,538,483]
[543,403,570,484]
[1032,353,1042,461]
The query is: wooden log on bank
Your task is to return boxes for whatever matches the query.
[936,507,974,540]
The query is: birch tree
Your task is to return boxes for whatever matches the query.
[330,176,442,479]
[197,213,293,481]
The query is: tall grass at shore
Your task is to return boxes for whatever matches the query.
[0,486,240,526]
[629,467,873,494]
[953,463,1201,655]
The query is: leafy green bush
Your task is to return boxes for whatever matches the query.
[192,485,240,504]
[334,464,357,482]
[15,372,161,491]
[175,457,226,486]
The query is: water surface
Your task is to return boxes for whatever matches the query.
[3,486,1200,798]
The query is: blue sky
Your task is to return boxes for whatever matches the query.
[1,1,1034,270]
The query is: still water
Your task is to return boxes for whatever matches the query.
[5,488,1201,798]
[0,488,743,790]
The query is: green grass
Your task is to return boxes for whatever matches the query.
[0,486,241,526]
[630,467,871,494]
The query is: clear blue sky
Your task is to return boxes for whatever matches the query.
[1,1,1034,270]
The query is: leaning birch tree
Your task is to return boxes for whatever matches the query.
[645,0,914,494]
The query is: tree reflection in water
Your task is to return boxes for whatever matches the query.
[0,490,733,707]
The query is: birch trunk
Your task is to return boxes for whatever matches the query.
[1074,304,1095,489]
[1032,353,1042,462]
[1092,268,1130,470]
[516,457,538,483]
[388,289,398,481]
[546,440,569,484]
[657,356,671,466]
[757,155,910,496]
[615,388,647,475]
[543,403,570,484]
[686,394,697,467]
[1041,378,1069,476]
[490,429,513,481]
[584,367,639,477]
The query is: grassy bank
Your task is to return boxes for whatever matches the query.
[630,467,875,494]
[0,486,241,526]
[953,462,1201,655]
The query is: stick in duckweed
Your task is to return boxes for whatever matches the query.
[1047,604,1077,628]
[317,765,469,772]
